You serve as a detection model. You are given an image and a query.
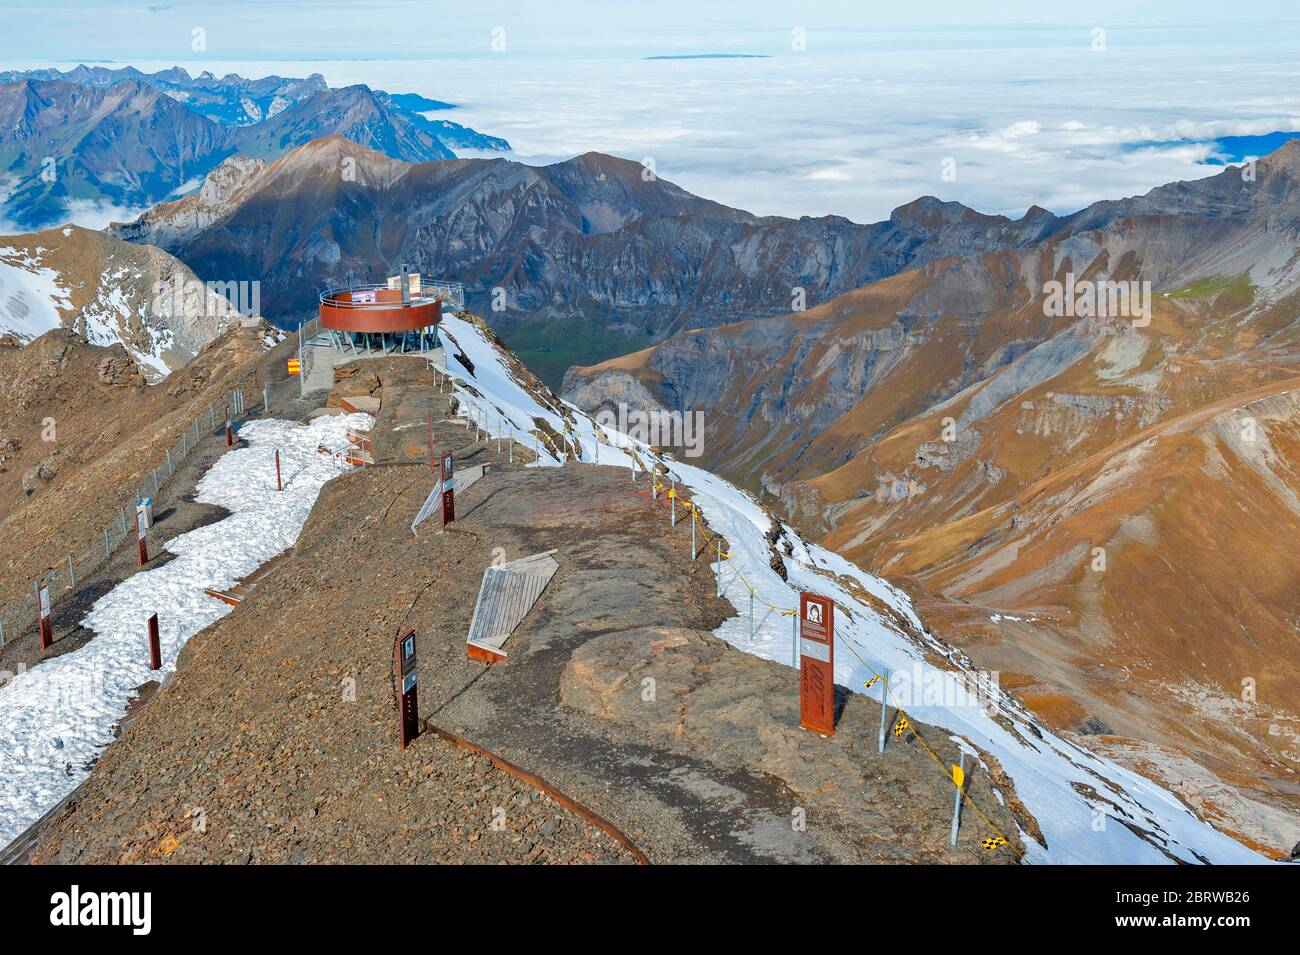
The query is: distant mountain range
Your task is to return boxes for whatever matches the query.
[111,130,1287,385]
[0,66,508,230]
[644,54,769,59]
[0,65,462,127]
[108,135,1100,383]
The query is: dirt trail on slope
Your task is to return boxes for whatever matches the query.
[31,359,1022,864]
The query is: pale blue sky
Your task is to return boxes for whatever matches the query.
[2,1,1299,61]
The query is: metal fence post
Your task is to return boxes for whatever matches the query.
[67,554,75,589]
[878,672,891,754]
[691,511,697,560]
[792,611,798,667]
[103,527,110,556]
[749,591,754,641]
[950,751,966,846]
[716,540,722,597]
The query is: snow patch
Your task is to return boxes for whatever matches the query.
[0,413,372,849]
[0,246,71,343]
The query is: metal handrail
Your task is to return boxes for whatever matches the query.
[319,281,458,310]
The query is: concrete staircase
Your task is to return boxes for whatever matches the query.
[301,343,341,395]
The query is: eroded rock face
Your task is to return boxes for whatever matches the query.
[113,155,267,249]
[560,369,669,421]
[558,624,1026,861]
[97,354,146,388]
[21,454,58,495]
[0,435,21,473]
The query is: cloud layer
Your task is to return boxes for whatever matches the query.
[6,24,1300,227]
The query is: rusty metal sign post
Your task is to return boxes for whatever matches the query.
[225,406,234,447]
[147,613,161,670]
[275,450,282,491]
[440,451,455,526]
[798,592,835,736]
[395,631,420,750]
[135,503,149,566]
[37,583,52,652]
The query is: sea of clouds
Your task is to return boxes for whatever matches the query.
[5,25,1300,226]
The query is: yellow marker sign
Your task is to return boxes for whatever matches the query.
[288,358,302,375]
[952,764,965,789]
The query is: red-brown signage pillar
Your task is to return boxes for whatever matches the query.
[798,592,835,735]
[440,452,455,526]
[225,407,233,447]
[395,631,420,750]
[135,504,149,566]
[37,583,52,652]
[147,613,161,670]
[275,450,282,491]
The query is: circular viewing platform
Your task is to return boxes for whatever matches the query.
[319,283,443,334]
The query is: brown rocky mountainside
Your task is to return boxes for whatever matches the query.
[110,136,1082,377]
[27,358,1021,864]
[0,323,275,627]
[0,225,241,379]
[563,142,1300,854]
